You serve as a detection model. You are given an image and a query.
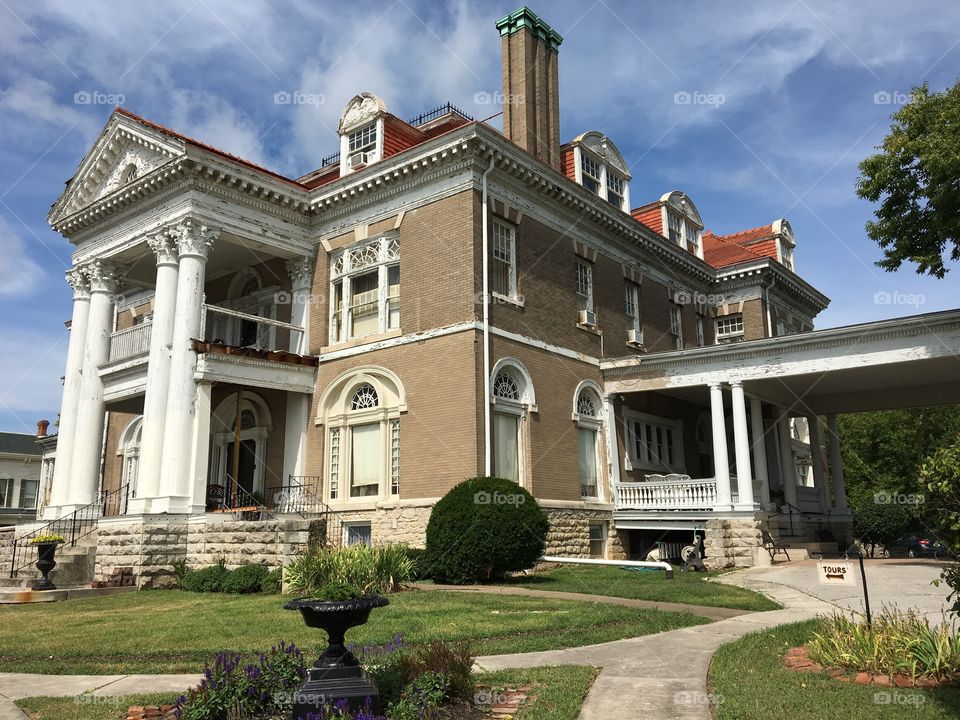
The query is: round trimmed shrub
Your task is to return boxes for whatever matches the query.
[181,565,228,593]
[425,476,549,584]
[221,564,270,594]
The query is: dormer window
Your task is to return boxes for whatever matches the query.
[665,208,702,255]
[348,123,377,155]
[581,155,601,194]
[607,173,625,210]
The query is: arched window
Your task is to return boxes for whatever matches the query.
[118,416,143,503]
[490,359,536,486]
[318,367,406,502]
[210,393,272,505]
[572,382,604,500]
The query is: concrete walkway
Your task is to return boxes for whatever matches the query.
[0,576,820,720]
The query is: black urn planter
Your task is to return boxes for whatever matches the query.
[284,595,389,718]
[31,542,60,591]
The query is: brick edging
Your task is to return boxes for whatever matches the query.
[783,645,951,689]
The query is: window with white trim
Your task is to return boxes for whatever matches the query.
[667,211,683,245]
[576,262,593,313]
[0,478,13,507]
[624,411,685,472]
[607,173,625,209]
[330,236,400,343]
[666,210,701,255]
[581,155,601,194]
[624,282,640,332]
[348,123,377,154]
[588,522,606,558]
[780,241,795,271]
[715,314,745,344]
[696,315,705,347]
[18,479,37,510]
[670,303,683,349]
[491,361,535,486]
[574,387,603,499]
[491,219,517,299]
[344,522,372,547]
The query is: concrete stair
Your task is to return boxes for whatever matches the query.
[1,538,97,588]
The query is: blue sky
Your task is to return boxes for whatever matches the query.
[1,0,959,433]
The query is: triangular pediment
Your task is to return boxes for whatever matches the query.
[49,110,187,225]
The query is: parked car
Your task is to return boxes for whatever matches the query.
[882,534,948,559]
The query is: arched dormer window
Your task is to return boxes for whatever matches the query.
[490,359,536,486]
[572,381,605,500]
[338,92,387,175]
[660,191,704,258]
[568,131,631,211]
[772,219,796,271]
[318,367,406,502]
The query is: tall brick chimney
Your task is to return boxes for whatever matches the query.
[496,7,563,171]
[36,419,49,437]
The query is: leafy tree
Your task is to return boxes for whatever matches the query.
[918,441,960,614]
[848,488,916,557]
[838,406,960,497]
[857,80,960,277]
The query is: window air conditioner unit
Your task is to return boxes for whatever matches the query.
[578,309,597,327]
[627,329,644,347]
[347,150,369,169]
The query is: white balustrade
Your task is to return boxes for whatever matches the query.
[615,476,719,511]
[107,322,152,362]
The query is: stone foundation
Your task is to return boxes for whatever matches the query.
[543,507,626,560]
[333,503,433,547]
[704,518,763,568]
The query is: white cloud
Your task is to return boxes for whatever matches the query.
[0,216,45,297]
[0,326,68,429]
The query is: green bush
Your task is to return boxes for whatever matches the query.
[404,547,431,581]
[810,608,960,679]
[260,567,282,594]
[220,564,269,594]
[283,543,414,597]
[425,477,549,584]
[181,565,229,593]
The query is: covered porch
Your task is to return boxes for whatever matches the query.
[603,309,960,537]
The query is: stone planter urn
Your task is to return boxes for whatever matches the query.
[31,541,61,591]
[284,595,389,718]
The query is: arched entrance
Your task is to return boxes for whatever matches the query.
[210,392,272,507]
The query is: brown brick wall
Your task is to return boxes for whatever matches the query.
[102,411,138,494]
[742,298,767,341]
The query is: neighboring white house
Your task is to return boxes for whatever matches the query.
[0,424,47,525]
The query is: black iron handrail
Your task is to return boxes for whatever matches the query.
[9,483,128,579]
[320,151,340,167]
[407,102,473,127]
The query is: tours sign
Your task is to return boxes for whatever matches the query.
[817,561,856,585]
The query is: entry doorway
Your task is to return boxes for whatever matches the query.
[227,438,258,497]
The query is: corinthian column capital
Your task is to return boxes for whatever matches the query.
[172,218,220,260]
[286,255,314,288]
[65,267,91,299]
[147,229,180,266]
[85,260,118,294]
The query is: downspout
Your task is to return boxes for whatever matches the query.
[482,154,496,476]
[764,276,776,337]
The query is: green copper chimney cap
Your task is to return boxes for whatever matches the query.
[495,6,563,51]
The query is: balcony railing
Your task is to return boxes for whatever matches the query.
[615,475,718,511]
[108,322,152,362]
[201,304,305,354]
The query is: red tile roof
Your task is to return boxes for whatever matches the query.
[703,225,780,268]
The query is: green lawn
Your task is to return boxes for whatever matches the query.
[505,565,780,611]
[0,589,706,674]
[709,620,960,719]
[16,667,598,720]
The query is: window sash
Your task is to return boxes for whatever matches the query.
[579,428,598,497]
[494,412,520,482]
[631,420,679,470]
[350,423,381,497]
[491,220,516,297]
[696,316,705,346]
[18,480,38,509]
[346,523,372,547]
[348,124,376,153]
[576,263,593,312]
[588,522,605,558]
[0,478,12,507]
[715,315,744,337]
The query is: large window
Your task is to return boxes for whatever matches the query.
[624,282,640,332]
[319,368,406,503]
[574,385,604,500]
[581,155,601,194]
[666,210,701,255]
[625,411,685,472]
[715,314,745,344]
[491,219,517,299]
[670,303,683,349]
[607,173,625,209]
[330,235,400,343]
[490,360,535,487]
[576,262,594,314]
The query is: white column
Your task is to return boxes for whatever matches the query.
[808,415,829,511]
[188,382,213,512]
[750,396,771,510]
[68,260,118,509]
[44,268,91,518]
[603,395,621,489]
[731,381,755,510]
[155,219,218,513]
[777,409,798,508]
[128,231,179,514]
[709,383,732,509]
[282,257,313,485]
[827,414,849,513]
